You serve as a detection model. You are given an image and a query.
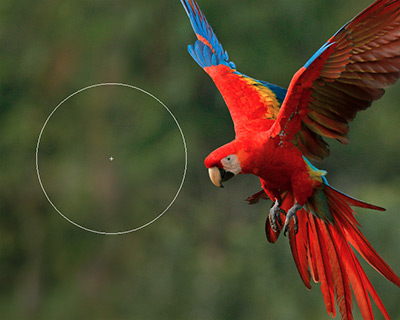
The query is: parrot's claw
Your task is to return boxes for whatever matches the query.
[268,200,285,232]
[283,203,302,236]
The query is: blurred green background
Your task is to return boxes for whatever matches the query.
[1,0,400,319]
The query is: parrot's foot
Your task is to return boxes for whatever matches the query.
[283,203,302,236]
[268,200,285,232]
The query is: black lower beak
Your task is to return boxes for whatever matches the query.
[219,168,234,183]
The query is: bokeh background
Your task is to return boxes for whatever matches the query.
[1,0,400,319]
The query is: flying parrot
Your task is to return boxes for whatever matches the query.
[180,0,400,319]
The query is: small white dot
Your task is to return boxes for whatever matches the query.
[36,82,187,235]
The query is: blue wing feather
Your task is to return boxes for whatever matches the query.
[258,80,287,104]
[181,0,236,69]
[304,42,336,69]
[234,71,288,104]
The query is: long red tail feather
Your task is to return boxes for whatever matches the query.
[262,185,400,319]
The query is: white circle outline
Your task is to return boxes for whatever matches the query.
[36,83,188,235]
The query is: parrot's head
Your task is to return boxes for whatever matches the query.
[204,142,244,188]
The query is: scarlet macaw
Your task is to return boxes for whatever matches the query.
[180,0,400,319]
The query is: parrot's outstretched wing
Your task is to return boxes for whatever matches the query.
[180,0,235,71]
[270,0,400,160]
[181,0,287,134]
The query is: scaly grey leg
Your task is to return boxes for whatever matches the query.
[268,200,284,232]
[283,203,302,236]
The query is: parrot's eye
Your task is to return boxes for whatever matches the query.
[220,154,241,175]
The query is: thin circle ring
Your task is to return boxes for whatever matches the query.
[35,83,188,235]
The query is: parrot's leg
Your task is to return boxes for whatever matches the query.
[283,203,302,236]
[268,200,284,232]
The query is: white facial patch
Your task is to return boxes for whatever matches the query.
[221,154,242,175]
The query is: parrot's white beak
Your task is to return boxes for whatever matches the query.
[208,167,234,188]
[208,167,222,187]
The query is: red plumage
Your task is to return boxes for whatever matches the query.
[262,185,399,319]
[181,0,400,318]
